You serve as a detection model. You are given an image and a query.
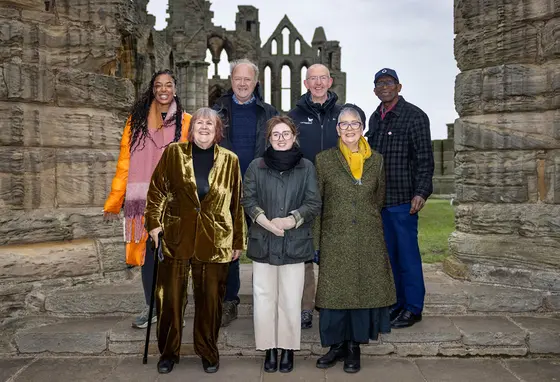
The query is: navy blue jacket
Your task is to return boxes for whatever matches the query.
[288,91,341,163]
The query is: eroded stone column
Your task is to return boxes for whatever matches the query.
[448,0,560,291]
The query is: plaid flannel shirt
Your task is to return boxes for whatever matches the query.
[366,96,434,207]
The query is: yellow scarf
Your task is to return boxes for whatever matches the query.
[339,136,372,181]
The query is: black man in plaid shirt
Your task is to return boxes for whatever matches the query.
[366,68,434,329]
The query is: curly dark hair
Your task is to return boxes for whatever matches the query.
[129,69,183,152]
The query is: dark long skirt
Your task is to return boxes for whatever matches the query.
[319,307,391,346]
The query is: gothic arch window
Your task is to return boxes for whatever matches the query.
[281,65,291,111]
[317,47,322,58]
[218,49,229,79]
[205,49,215,78]
[264,66,272,105]
[169,52,175,72]
[294,39,301,55]
[282,28,290,55]
[301,66,307,96]
[271,39,278,55]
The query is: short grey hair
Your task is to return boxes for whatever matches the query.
[337,107,361,124]
[230,59,259,81]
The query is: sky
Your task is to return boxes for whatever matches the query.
[147,0,458,139]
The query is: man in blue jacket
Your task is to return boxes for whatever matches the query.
[288,63,341,329]
[213,59,279,327]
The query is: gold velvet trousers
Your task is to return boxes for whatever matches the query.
[155,257,229,364]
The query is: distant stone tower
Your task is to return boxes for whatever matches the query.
[259,16,346,113]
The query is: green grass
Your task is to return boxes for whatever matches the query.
[418,199,455,263]
[240,199,455,265]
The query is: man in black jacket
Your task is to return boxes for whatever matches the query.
[213,58,279,327]
[366,68,434,329]
[288,63,341,329]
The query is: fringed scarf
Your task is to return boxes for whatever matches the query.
[339,136,372,184]
[124,100,177,243]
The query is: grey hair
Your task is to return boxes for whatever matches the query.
[230,59,259,81]
[337,107,361,124]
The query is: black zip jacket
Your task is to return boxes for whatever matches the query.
[212,83,279,160]
[288,91,342,163]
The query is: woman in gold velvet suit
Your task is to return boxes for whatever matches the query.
[144,107,246,375]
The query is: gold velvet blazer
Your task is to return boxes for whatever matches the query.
[145,142,246,262]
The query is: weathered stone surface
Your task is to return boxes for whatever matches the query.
[506,359,560,382]
[455,24,538,71]
[542,17,560,60]
[54,69,135,110]
[416,359,520,382]
[451,316,527,345]
[0,240,100,281]
[0,208,123,245]
[0,284,32,319]
[0,62,55,103]
[395,343,440,356]
[465,283,543,312]
[468,264,560,291]
[45,282,143,315]
[455,64,560,116]
[0,358,32,381]
[14,357,120,381]
[545,294,560,310]
[455,111,560,150]
[0,102,125,148]
[510,317,560,353]
[454,0,560,34]
[96,238,127,273]
[327,358,424,381]
[439,344,528,356]
[382,316,461,343]
[450,231,560,279]
[224,316,255,349]
[455,203,560,237]
[455,150,537,203]
[15,318,120,354]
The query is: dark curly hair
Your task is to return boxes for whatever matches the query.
[129,69,183,152]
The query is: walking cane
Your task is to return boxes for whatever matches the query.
[143,231,163,364]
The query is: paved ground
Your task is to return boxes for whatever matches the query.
[2,356,560,382]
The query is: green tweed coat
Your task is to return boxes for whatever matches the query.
[314,147,396,310]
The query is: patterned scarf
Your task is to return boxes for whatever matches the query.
[124,100,177,242]
[339,136,372,184]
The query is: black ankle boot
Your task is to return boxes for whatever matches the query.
[264,348,278,373]
[279,349,294,373]
[343,341,360,373]
[316,342,346,369]
[201,358,219,373]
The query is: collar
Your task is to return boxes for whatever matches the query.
[257,157,305,169]
[232,93,256,105]
[374,96,405,117]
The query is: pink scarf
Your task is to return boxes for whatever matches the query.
[124,100,178,242]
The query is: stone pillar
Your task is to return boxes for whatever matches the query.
[186,63,197,113]
[192,61,210,110]
[448,0,560,291]
[175,61,189,110]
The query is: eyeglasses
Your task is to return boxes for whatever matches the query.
[337,121,362,130]
[271,131,294,141]
[375,80,397,88]
[306,75,329,82]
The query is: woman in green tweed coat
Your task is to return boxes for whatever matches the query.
[314,104,396,374]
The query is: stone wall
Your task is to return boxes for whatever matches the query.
[447,0,560,290]
[0,0,165,324]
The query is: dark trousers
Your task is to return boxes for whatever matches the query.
[381,202,425,315]
[141,238,155,306]
[156,257,229,364]
[319,308,391,346]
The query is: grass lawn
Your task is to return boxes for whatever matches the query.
[240,199,455,264]
[418,199,455,263]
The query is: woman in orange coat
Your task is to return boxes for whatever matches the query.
[103,69,191,329]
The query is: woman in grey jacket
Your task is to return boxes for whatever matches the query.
[242,116,321,374]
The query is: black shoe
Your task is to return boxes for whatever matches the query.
[391,310,422,329]
[264,348,278,373]
[279,349,294,373]
[202,359,219,373]
[221,301,238,327]
[343,341,360,373]
[389,306,403,322]
[157,359,175,374]
[301,310,313,329]
[316,342,346,369]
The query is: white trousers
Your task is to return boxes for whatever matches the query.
[253,261,305,350]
